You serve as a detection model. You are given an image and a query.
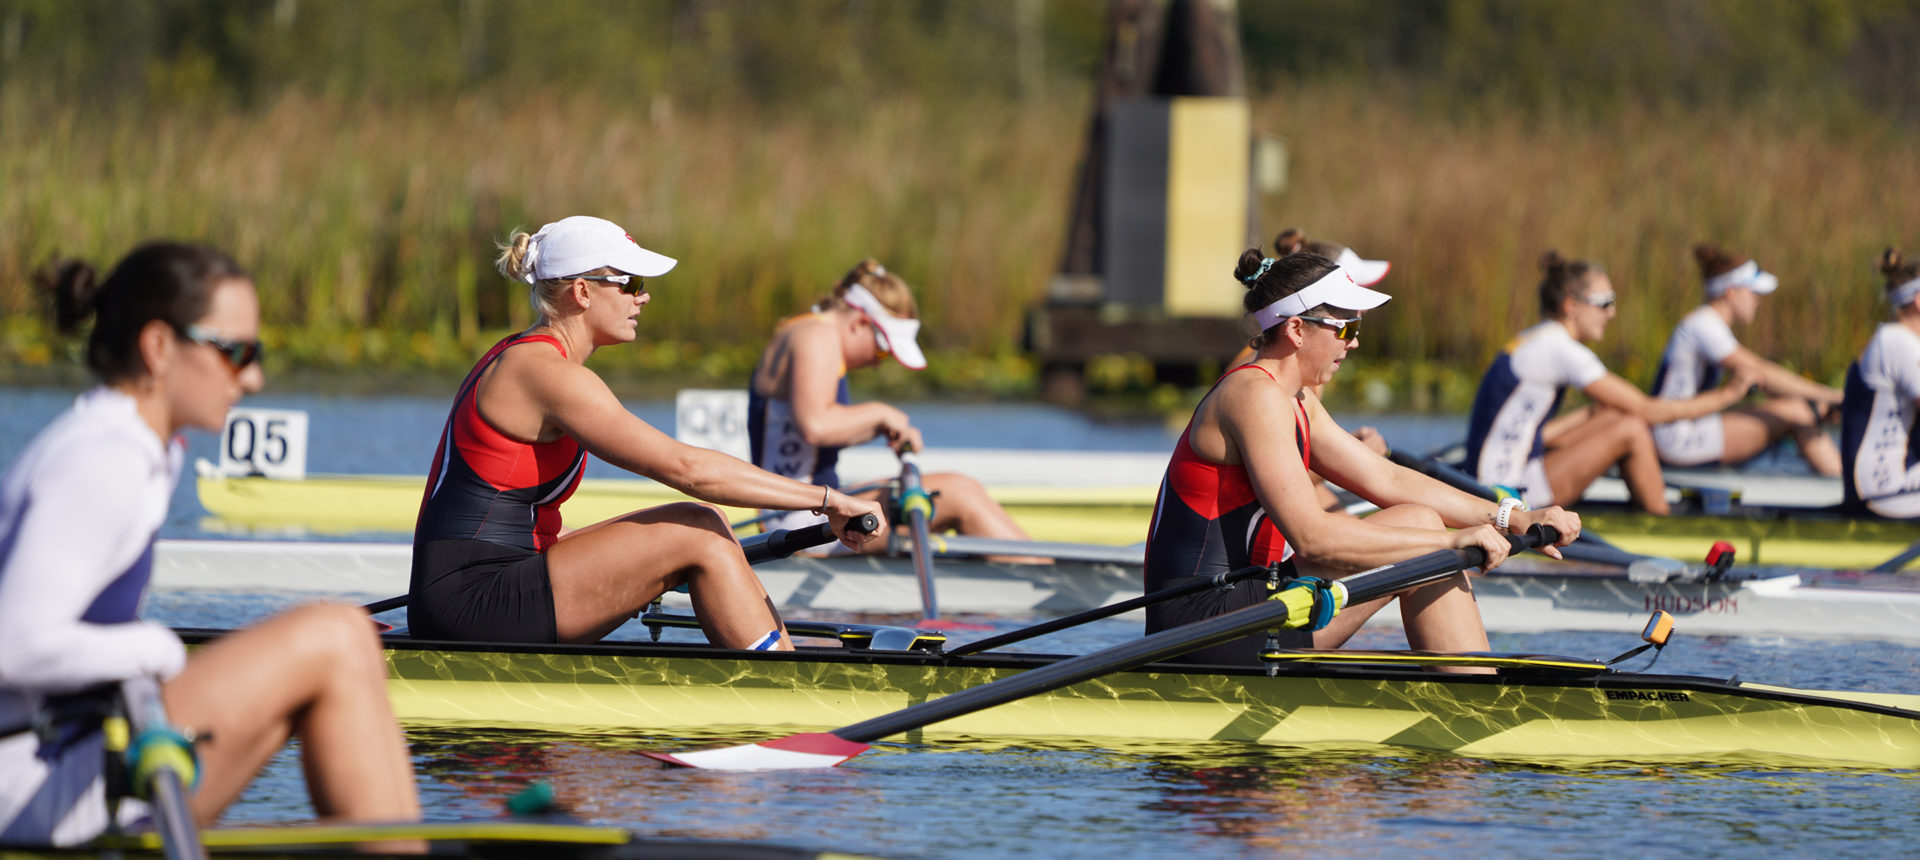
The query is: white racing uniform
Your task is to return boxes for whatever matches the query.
[1463,322,1608,508]
[1841,324,1920,518]
[1651,306,1740,465]
[0,387,184,846]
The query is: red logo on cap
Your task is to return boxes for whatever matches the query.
[624,233,636,245]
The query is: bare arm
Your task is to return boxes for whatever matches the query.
[785,322,922,452]
[1218,382,1510,570]
[1584,371,1752,424]
[1723,346,1842,405]
[1302,395,1580,558]
[509,354,884,538]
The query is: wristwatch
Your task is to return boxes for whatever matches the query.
[1496,496,1527,531]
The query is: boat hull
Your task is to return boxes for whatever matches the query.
[194,472,1920,569]
[201,631,1920,770]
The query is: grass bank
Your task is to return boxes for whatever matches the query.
[3,82,1914,411]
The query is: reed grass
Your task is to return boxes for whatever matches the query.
[4,81,1917,410]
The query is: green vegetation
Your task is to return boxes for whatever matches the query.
[3,1,1917,411]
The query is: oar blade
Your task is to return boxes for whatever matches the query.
[643,732,870,770]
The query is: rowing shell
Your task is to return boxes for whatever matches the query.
[194,472,1920,570]
[166,629,1920,770]
[152,539,1920,642]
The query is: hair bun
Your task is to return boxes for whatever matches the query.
[1538,250,1567,273]
[1881,247,1904,276]
[1233,248,1270,289]
[1273,229,1307,257]
[42,260,99,335]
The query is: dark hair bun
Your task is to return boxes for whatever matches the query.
[1539,250,1568,273]
[41,260,99,335]
[1881,247,1903,277]
[1233,248,1269,289]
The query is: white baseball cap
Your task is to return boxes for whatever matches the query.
[1335,247,1391,287]
[1252,266,1391,331]
[522,216,677,284]
[842,284,927,370]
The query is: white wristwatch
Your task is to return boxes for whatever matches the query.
[1496,497,1527,531]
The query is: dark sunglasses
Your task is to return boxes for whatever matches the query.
[1580,291,1617,310]
[175,324,263,369]
[1298,315,1362,341]
[576,274,647,296]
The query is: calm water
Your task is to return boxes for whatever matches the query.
[2,384,1914,858]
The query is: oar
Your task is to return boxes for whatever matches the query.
[895,447,945,628]
[118,678,207,860]
[1871,540,1920,573]
[361,516,875,616]
[1384,448,1645,567]
[642,524,1560,770]
[945,562,1274,657]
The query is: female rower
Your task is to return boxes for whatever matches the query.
[1840,248,1920,518]
[1144,250,1582,666]
[410,216,884,650]
[1231,230,1391,511]
[0,243,418,844]
[1464,252,1754,514]
[1651,244,1843,474]
[747,258,1033,551]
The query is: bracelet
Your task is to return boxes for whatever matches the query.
[1496,497,1525,531]
[811,485,830,515]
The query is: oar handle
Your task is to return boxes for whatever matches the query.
[743,513,880,565]
[120,678,207,860]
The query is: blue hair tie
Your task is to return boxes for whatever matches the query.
[1242,257,1275,285]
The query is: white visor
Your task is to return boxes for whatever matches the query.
[1252,267,1391,331]
[842,284,927,370]
[1335,247,1391,287]
[1890,276,1920,310]
[1702,260,1777,298]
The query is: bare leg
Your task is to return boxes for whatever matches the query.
[1543,407,1670,514]
[1310,504,1491,672]
[864,472,1046,563]
[546,502,790,649]
[163,604,420,827]
[1720,400,1840,475]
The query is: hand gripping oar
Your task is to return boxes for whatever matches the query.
[896,447,944,627]
[642,524,1561,770]
[360,516,877,616]
[115,678,207,860]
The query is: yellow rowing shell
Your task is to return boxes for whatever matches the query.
[195,472,1159,546]
[352,635,1920,769]
[196,473,1920,568]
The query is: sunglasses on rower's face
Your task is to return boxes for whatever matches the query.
[175,324,263,369]
[1298,315,1362,341]
[576,274,647,296]
[1580,291,1617,310]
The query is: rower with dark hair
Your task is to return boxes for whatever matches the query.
[1651,244,1843,474]
[0,243,419,845]
[1464,252,1754,514]
[1840,247,1920,518]
[1144,249,1582,667]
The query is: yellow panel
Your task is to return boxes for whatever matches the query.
[1164,98,1250,317]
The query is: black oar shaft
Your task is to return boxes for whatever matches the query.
[1386,449,1642,566]
[832,526,1555,745]
[946,563,1272,657]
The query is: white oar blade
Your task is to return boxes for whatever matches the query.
[642,732,871,770]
